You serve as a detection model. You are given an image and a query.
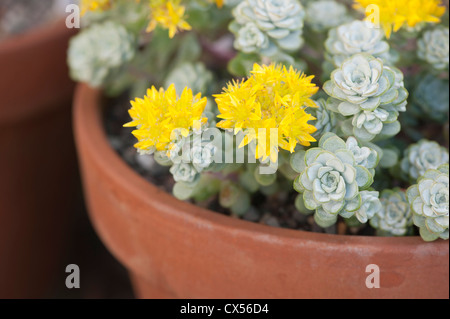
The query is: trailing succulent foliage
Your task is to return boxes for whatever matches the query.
[230,0,305,56]
[68,21,136,87]
[400,139,449,182]
[370,189,413,236]
[304,0,350,33]
[324,20,394,68]
[407,164,449,242]
[164,62,214,96]
[417,26,449,71]
[411,74,449,123]
[324,54,408,142]
[291,133,379,228]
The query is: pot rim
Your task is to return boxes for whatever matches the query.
[0,18,67,54]
[74,83,448,249]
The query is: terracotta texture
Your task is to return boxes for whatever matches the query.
[0,20,78,298]
[75,85,449,299]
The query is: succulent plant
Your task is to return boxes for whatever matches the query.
[370,188,413,236]
[407,164,449,242]
[191,136,218,172]
[411,74,449,123]
[68,21,136,87]
[230,0,305,56]
[305,0,350,33]
[291,133,378,227]
[417,26,449,71]
[232,22,271,54]
[325,20,393,67]
[346,137,379,176]
[167,126,219,186]
[164,62,214,96]
[170,162,200,184]
[400,139,449,181]
[324,54,408,141]
[345,190,382,224]
[307,99,338,139]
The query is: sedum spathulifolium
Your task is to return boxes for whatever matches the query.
[291,133,379,228]
[370,188,413,236]
[417,26,449,71]
[229,0,305,56]
[68,21,136,88]
[407,164,449,242]
[400,139,449,182]
[411,74,449,123]
[324,53,408,142]
[325,20,394,68]
[305,0,350,33]
[308,99,338,140]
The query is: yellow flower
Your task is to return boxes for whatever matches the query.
[210,0,224,8]
[354,0,446,38]
[125,84,208,154]
[147,0,192,38]
[215,64,318,162]
[80,0,111,16]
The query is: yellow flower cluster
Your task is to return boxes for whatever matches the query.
[80,0,111,16]
[354,0,446,38]
[147,0,192,39]
[215,64,318,162]
[125,84,208,154]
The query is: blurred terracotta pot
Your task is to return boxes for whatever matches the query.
[74,84,449,299]
[0,20,78,298]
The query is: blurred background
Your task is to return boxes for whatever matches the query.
[0,0,134,298]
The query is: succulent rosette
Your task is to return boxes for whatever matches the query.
[230,0,305,55]
[325,20,394,67]
[308,99,338,139]
[347,190,382,224]
[407,164,449,242]
[400,139,449,181]
[370,189,414,236]
[305,0,350,33]
[324,53,408,141]
[68,21,135,87]
[417,26,449,71]
[411,74,449,123]
[291,133,378,227]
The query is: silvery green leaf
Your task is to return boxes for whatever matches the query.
[303,190,320,210]
[379,148,398,168]
[173,181,197,200]
[355,165,373,189]
[321,135,347,153]
[314,209,339,228]
[420,227,440,242]
[290,150,307,173]
[295,194,314,215]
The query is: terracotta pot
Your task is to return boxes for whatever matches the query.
[74,84,449,299]
[0,20,78,298]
